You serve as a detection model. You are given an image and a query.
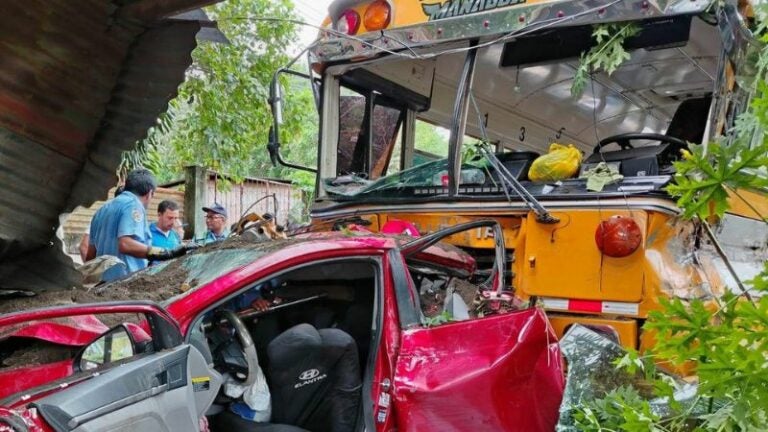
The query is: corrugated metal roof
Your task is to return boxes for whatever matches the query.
[0,0,222,292]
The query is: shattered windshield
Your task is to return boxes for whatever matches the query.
[322,150,673,201]
[324,157,492,197]
[556,325,700,431]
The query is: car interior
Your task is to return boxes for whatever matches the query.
[190,260,378,432]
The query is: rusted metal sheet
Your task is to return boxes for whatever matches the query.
[207,175,296,226]
[120,0,221,21]
[0,0,221,292]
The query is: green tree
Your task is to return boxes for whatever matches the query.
[124,0,318,192]
[414,120,450,157]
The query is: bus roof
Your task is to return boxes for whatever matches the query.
[313,0,711,64]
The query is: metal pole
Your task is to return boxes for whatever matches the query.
[701,219,753,302]
[447,40,478,197]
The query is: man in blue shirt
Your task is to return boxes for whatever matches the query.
[88,169,192,282]
[201,203,230,244]
[149,200,181,254]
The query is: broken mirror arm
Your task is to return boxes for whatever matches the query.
[268,62,318,173]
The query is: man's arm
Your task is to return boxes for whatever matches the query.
[79,234,90,262]
[118,236,150,258]
[85,243,97,262]
[119,235,197,261]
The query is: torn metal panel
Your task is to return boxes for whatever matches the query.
[119,0,221,21]
[0,0,222,292]
[64,20,202,214]
[710,213,768,291]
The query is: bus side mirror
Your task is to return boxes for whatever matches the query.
[266,68,318,173]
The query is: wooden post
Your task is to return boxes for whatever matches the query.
[184,165,207,240]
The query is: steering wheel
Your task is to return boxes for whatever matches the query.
[211,310,259,386]
[593,133,687,155]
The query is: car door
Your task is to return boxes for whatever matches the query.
[0,301,222,432]
[383,220,565,432]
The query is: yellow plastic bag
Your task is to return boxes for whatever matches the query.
[528,143,582,182]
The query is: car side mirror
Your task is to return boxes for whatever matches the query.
[77,325,136,372]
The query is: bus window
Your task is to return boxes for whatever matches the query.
[414,120,449,164]
[337,87,403,179]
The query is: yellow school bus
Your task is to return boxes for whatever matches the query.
[268,0,767,351]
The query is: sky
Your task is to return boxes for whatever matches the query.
[291,0,333,49]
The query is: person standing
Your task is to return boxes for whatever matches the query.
[201,203,230,244]
[79,186,125,263]
[88,169,191,282]
[150,200,182,251]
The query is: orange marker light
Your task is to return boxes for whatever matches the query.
[364,0,392,31]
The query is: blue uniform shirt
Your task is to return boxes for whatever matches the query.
[90,191,151,282]
[200,229,230,244]
[149,222,181,250]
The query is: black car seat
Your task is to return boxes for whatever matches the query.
[665,95,712,145]
[250,303,337,371]
[267,324,362,432]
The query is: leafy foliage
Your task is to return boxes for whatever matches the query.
[571,5,768,432]
[121,0,319,195]
[576,281,768,432]
[571,23,640,97]
[423,311,454,327]
[573,387,662,432]
[667,139,768,220]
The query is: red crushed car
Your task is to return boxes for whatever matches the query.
[0,220,564,432]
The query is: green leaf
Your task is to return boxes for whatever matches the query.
[571,22,640,97]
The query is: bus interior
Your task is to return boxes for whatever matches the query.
[315,13,725,200]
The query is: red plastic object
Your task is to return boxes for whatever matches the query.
[337,9,361,35]
[595,215,642,257]
[381,220,420,237]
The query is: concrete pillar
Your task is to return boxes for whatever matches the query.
[184,165,207,240]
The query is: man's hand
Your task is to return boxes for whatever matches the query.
[147,244,199,261]
[198,416,209,432]
[251,298,272,312]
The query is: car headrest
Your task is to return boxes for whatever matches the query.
[267,323,322,365]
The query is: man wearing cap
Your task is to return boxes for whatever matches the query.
[201,203,230,244]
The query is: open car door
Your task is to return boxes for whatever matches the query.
[0,302,222,432]
[390,220,565,432]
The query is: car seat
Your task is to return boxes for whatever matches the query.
[267,324,362,432]
[213,324,361,432]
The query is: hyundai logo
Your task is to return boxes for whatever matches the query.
[299,369,320,380]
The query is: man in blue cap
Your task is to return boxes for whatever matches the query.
[88,169,194,282]
[201,203,230,244]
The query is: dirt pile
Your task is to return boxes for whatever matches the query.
[0,257,191,315]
